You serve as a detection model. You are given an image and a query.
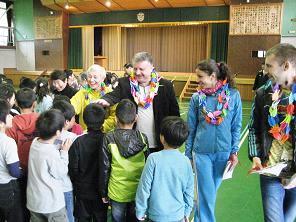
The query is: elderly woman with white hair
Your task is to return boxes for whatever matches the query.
[70,64,116,132]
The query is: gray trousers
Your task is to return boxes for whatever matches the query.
[30,207,68,222]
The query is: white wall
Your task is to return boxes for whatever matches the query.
[281,36,296,47]
[16,40,35,71]
[0,48,16,74]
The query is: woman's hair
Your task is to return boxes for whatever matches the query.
[196,59,235,88]
[50,70,67,81]
[86,64,106,80]
[35,77,50,103]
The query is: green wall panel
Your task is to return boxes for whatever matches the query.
[148,9,165,23]
[70,6,229,26]
[14,0,34,41]
[180,8,199,21]
[282,0,296,37]
[163,8,181,22]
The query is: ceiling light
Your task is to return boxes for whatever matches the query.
[105,1,111,7]
[65,3,70,9]
[246,0,250,2]
[155,0,159,2]
[49,10,54,15]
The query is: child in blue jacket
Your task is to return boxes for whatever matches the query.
[185,59,242,222]
[136,116,194,222]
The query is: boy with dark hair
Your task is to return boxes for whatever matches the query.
[6,88,39,221]
[100,99,149,222]
[19,77,37,91]
[52,101,76,136]
[52,97,83,135]
[51,101,77,222]
[6,88,38,171]
[136,116,194,222]
[26,109,72,222]
[69,103,108,221]
[0,83,20,116]
[123,63,133,77]
[0,99,23,222]
[50,70,77,99]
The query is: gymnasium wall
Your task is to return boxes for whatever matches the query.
[227,0,283,77]
[228,35,281,77]
[14,0,35,70]
[13,0,68,71]
[280,0,296,46]
[0,48,16,74]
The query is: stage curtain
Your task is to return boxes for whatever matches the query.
[68,28,82,69]
[161,25,208,72]
[126,27,162,71]
[82,26,94,70]
[211,23,229,62]
[121,28,128,69]
[102,27,122,70]
[125,25,208,72]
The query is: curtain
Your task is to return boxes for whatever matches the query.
[126,27,162,71]
[102,27,122,70]
[82,26,94,70]
[121,28,128,68]
[211,23,229,62]
[161,25,208,72]
[125,25,208,72]
[68,28,82,69]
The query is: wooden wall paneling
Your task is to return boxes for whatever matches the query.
[62,12,69,69]
[35,39,64,70]
[236,83,254,101]
[227,35,281,77]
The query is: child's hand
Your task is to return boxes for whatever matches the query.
[137,216,146,221]
[252,157,263,170]
[96,99,110,107]
[102,197,109,203]
[61,138,72,151]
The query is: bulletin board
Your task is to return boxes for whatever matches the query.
[35,16,62,39]
[229,3,283,35]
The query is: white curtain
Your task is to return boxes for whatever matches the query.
[102,27,122,70]
[82,26,94,70]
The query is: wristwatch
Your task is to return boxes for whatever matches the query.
[232,152,238,156]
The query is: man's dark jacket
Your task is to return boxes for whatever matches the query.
[102,77,180,148]
[248,83,296,178]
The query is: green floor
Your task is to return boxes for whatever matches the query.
[106,100,263,221]
[179,100,263,222]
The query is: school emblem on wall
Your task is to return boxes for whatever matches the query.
[137,12,145,22]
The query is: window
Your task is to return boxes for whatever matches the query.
[0,2,14,46]
[251,50,266,58]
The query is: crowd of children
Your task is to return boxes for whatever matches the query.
[0,65,194,222]
[0,44,295,222]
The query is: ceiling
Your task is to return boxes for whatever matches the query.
[40,0,229,14]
